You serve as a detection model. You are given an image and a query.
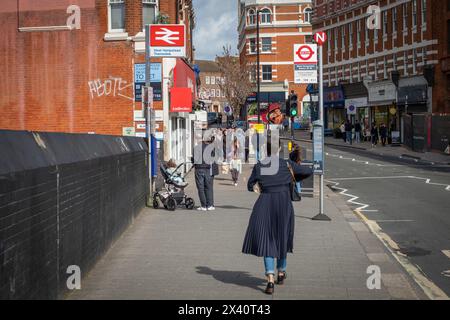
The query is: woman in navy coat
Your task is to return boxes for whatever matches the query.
[242,141,313,294]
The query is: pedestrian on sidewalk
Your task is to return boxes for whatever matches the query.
[345,120,353,145]
[192,133,218,211]
[230,136,242,186]
[242,138,313,295]
[380,123,388,147]
[354,120,362,144]
[289,144,303,194]
[371,123,379,148]
[340,122,346,142]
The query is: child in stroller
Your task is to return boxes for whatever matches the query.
[152,159,195,211]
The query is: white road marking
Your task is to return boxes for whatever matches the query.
[442,250,450,259]
[442,271,450,278]
[354,211,450,300]
[375,220,415,223]
[329,176,450,192]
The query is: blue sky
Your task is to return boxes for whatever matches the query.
[193,0,238,60]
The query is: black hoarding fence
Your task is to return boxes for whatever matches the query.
[403,114,429,153]
[0,130,149,299]
[431,115,450,153]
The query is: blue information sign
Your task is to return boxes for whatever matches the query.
[134,63,162,102]
[313,125,324,174]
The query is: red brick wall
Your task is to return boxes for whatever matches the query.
[0,0,193,136]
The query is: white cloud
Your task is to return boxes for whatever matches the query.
[193,0,238,60]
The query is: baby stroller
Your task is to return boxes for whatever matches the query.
[153,162,195,211]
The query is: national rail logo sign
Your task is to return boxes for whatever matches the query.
[148,24,186,58]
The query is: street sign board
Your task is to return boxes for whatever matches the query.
[313,125,324,174]
[314,32,327,46]
[294,44,318,64]
[149,24,186,58]
[134,63,162,102]
[294,44,318,84]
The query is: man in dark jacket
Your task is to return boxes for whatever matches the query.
[380,123,388,147]
[345,120,353,145]
[354,120,362,144]
[192,133,218,211]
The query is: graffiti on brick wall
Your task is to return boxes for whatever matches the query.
[88,77,134,101]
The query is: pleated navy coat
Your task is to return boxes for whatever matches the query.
[242,156,313,259]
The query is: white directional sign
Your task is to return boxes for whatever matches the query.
[294,44,318,84]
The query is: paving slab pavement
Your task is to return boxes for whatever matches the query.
[67,164,427,300]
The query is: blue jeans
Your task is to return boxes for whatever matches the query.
[295,182,302,193]
[346,131,352,144]
[264,257,287,275]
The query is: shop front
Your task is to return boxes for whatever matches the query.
[368,80,398,137]
[324,85,345,130]
[168,58,196,167]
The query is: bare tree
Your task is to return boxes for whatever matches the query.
[216,46,253,118]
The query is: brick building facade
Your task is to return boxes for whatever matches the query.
[0,0,196,163]
[238,0,314,121]
[312,0,449,150]
[195,59,229,113]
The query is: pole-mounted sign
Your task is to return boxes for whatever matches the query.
[294,44,318,84]
[314,31,327,46]
[149,24,186,58]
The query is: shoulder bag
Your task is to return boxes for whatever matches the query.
[287,162,302,202]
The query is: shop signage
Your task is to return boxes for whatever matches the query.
[149,25,186,58]
[368,81,396,104]
[170,87,192,113]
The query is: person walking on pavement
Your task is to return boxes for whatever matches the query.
[289,144,303,194]
[354,120,362,144]
[345,120,353,145]
[380,123,388,147]
[371,123,379,148]
[230,136,242,186]
[340,122,346,142]
[242,138,313,295]
[192,133,219,211]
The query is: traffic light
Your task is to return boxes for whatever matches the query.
[289,93,298,117]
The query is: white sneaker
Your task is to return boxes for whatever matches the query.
[197,207,207,211]
[207,206,215,211]
[234,183,238,186]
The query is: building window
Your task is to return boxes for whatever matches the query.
[413,49,417,74]
[357,62,361,81]
[342,26,345,49]
[384,57,388,79]
[109,0,125,32]
[211,89,215,98]
[365,18,369,44]
[262,37,272,52]
[392,7,398,35]
[357,20,361,47]
[334,28,338,50]
[421,0,427,27]
[205,76,210,85]
[422,48,427,65]
[262,65,272,81]
[304,8,312,24]
[216,89,221,98]
[143,0,157,27]
[393,53,397,70]
[404,51,408,76]
[374,26,378,45]
[260,8,272,24]
[403,3,408,31]
[248,9,256,25]
[216,77,221,84]
[349,23,353,46]
[211,76,215,85]
[249,38,256,53]
[383,11,388,35]
[412,0,418,28]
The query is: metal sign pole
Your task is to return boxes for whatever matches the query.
[312,44,331,221]
[145,24,153,207]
